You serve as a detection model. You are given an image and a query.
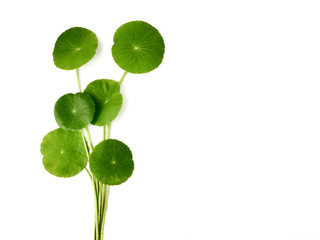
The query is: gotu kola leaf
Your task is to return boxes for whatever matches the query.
[84,79,122,126]
[89,139,134,185]
[53,27,98,70]
[54,92,95,131]
[112,20,165,74]
[40,128,88,178]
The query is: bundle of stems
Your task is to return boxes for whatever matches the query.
[78,70,127,240]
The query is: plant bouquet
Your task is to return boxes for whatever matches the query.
[40,20,165,240]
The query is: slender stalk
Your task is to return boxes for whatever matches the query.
[103,123,111,141]
[82,125,99,239]
[93,174,99,240]
[119,71,127,85]
[100,185,110,240]
[100,183,105,214]
[107,123,111,139]
[99,122,112,239]
[98,182,105,236]
[76,68,82,92]
[81,130,99,239]
[85,167,92,179]
[81,130,90,158]
[98,181,104,228]
[85,127,94,152]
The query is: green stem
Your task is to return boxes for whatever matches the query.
[81,130,99,239]
[85,127,94,152]
[100,185,110,240]
[83,125,100,239]
[103,126,106,141]
[94,178,100,239]
[107,123,111,139]
[76,68,81,92]
[85,167,92,179]
[98,123,112,239]
[119,71,127,85]
[103,123,111,141]
[81,130,90,158]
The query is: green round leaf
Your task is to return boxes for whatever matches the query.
[89,139,134,185]
[54,92,95,131]
[112,21,165,74]
[84,79,122,126]
[40,128,88,178]
[53,27,98,70]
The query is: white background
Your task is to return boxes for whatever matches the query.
[1,0,320,239]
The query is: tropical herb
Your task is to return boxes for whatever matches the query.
[40,21,165,240]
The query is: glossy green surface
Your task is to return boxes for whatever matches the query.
[112,21,165,73]
[41,128,88,177]
[89,139,134,185]
[54,92,95,130]
[84,79,122,126]
[53,27,98,70]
